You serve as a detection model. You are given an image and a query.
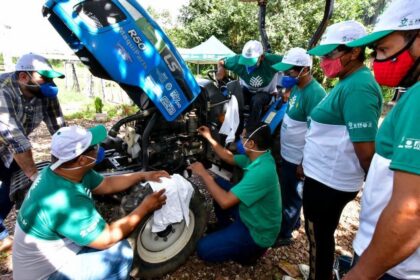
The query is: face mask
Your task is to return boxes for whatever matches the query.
[39,83,59,99]
[242,125,268,154]
[373,49,416,87]
[236,138,246,155]
[25,72,59,99]
[60,146,105,170]
[95,146,105,164]
[320,57,343,78]
[281,76,298,89]
[84,146,105,165]
[281,68,305,89]
[246,64,258,74]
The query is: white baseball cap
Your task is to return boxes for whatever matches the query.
[308,20,367,56]
[239,40,264,66]
[15,53,64,79]
[272,47,312,71]
[347,0,420,47]
[50,125,107,170]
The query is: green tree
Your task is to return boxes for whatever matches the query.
[177,0,258,52]
[173,0,389,89]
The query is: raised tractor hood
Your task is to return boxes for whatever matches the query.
[43,0,201,121]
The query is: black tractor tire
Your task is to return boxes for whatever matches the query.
[128,188,207,279]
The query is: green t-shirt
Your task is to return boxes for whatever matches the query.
[18,167,106,246]
[287,79,327,122]
[310,66,383,142]
[223,53,282,89]
[376,82,420,175]
[231,151,282,248]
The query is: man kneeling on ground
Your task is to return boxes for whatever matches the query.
[188,124,282,264]
[13,125,168,280]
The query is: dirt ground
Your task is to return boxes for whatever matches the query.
[0,120,361,280]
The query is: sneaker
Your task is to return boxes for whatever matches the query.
[273,237,294,248]
[298,264,310,280]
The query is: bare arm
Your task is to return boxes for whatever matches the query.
[216,60,226,81]
[188,162,239,209]
[353,142,375,174]
[198,126,235,165]
[93,170,170,195]
[14,150,38,180]
[344,171,420,280]
[88,189,166,249]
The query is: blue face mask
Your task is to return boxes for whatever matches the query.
[39,83,59,99]
[246,64,258,74]
[25,72,59,99]
[281,76,298,89]
[95,146,106,164]
[235,138,246,154]
[281,68,307,89]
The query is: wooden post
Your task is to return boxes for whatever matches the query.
[71,63,80,93]
[65,61,70,90]
[85,74,94,98]
[101,79,106,101]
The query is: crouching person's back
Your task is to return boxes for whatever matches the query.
[188,124,282,265]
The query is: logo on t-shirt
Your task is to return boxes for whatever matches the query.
[249,76,264,88]
[80,218,100,238]
[348,121,373,130]
[398,138,420,151]
[289,95,297,109]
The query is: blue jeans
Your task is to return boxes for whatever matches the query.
[279,157,302,239]
[48,240,133,280]
[197,177,266,264]
[0,160,19,240]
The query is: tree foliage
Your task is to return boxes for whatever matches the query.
[153,0,390,88]
[174,0,389,54]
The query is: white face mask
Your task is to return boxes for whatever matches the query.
[243,125,268,153]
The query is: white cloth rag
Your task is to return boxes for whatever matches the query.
[219,95,239,144]
[147,174,194,232]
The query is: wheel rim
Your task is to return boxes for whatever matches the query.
[137,211,195,264]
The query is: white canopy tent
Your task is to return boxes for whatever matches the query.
[179,36,236,74]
